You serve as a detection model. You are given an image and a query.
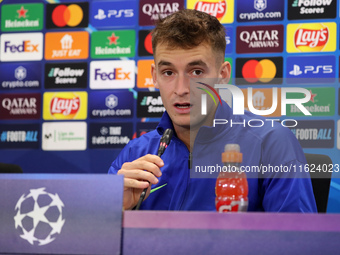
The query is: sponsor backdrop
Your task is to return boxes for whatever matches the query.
[0,0,340,213]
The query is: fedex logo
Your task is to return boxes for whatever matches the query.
[90,60,135,89]
[0,33,43,61]
[4,40,38,53]
[94,68,131,81]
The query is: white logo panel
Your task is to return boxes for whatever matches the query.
[0,33,43,61]
[90,60,135,89]
[42,122,87,151]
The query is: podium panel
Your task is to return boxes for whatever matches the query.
[123,211,340,255]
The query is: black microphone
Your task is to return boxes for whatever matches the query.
[135,128,173,210]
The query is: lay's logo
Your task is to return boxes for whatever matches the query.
[287,22,336,53]
[194,0,226,20]
[43,92,87,120]
[50,96,80,118]
[187,0,234,24]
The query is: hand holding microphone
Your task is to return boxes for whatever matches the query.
[134,128,173,210]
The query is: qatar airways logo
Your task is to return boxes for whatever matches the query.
[199,83,312,127]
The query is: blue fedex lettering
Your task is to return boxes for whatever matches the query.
[94,68,130,80]
[4,41,38,53]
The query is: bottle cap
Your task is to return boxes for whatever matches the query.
[222,144,242,163]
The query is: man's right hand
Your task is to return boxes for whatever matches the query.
[117,154,164,210]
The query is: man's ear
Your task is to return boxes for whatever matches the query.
[151,62,159,89]
[219,61,231,84]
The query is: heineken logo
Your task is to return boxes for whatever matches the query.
[1,3,43,32]
[91,30,135,58]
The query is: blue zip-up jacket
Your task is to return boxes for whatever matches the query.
[109,101,317,212]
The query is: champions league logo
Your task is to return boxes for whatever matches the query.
[14,187,65,246]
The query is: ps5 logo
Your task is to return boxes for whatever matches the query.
[254,0,267,11]
[94,8,134,20]
[289,64,333,76]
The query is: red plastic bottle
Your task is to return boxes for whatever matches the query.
[215,144,248,212]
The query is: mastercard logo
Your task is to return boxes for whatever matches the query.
[242,59,277,83]
[52,5,83,27]
[144,32,153,54]
[46,3,88,29]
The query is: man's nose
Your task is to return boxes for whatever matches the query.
[174,74,190,96]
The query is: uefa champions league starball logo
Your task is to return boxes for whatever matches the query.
[14,187,65,246]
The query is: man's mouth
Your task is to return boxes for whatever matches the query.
[175,103,192,109]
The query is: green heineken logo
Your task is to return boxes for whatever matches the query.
[286,87,335,117]
[1,3,43,31]
[91,30,135,59]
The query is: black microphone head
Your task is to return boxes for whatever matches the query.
[160,128,173,145]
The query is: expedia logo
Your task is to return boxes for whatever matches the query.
[137,92,165,118]
[194,0,227,20]
[288,0,336,19]
[287,22,336,53]
[294,24,328,51]
[45,63,87,89]
[43,92,87,120]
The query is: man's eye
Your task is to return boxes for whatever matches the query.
[192,70,203,76]
[163,71,173,76]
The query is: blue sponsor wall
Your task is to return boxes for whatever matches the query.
[0,0,340,213]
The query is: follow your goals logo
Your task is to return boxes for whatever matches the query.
[196,81,312,128]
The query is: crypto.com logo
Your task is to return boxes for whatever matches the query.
[199,83,312,116]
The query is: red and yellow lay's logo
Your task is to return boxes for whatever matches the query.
[287,23,336,53]
[43,92,87,120]
[194,0,226,20]
[187,0,234,24]
[50,95,80,119]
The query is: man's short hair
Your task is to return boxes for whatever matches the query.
[152,9,226,60]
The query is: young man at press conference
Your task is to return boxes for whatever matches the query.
[108,9,317,212]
